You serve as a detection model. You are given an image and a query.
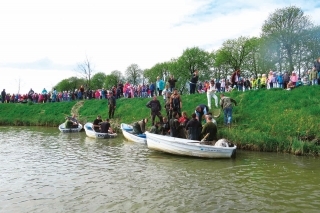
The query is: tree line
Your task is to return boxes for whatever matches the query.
[54,6,320,95]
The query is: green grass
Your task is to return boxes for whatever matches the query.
[0,86,319,156]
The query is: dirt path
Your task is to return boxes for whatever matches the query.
[71,100,85,122]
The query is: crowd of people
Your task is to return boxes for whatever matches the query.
[1,59,319,104]
[3,58,320,143]
[129,90,237,144]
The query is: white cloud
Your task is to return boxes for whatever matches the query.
[0,0,319,93]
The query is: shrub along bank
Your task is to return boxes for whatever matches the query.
[0,86,319,156]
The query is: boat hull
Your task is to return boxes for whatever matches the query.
[59,123,83,133]
[120,123,146,144]
[84,122,117,139]
[146,132,236,158]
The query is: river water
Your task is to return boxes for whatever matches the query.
[0,126,319,213]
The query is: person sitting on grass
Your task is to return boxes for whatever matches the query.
[286,80,295,90]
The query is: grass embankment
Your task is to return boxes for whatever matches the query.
[0,86,319,155]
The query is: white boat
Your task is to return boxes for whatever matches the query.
[120,123,146,144]
[84,122,117,139]
[145,132,236,158]
[58,123,83,133]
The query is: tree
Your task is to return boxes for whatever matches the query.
[110,70,125,83]
[178,47,212,76]
[215,36,253,77]
[261,6,314,73]
[172,47,213,94]
[54,77,85,92]
[125,64,142,85]
[104,74,119,90]
[90,72,107,90]
[143,62,172,84]
[76,55,94,89]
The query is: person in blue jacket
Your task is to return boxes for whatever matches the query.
[156,76,165,96]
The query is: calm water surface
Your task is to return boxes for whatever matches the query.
[0,126,319,213]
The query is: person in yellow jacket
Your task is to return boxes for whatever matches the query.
[261,74,267,88]
[256,74,262,89]
[251,77,257,90]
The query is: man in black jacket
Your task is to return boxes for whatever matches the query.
[189,70,199,94]
[168,74,177,92]
[186,113,202,140]
[1,89,6,103]
[108,92,116,119]
[146,95,163,126]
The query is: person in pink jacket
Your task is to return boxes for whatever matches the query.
[268,70,274,89]
[290,72,298,86]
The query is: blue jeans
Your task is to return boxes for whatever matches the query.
[223,107,233,125]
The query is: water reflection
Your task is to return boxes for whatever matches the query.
[0,126,319,213]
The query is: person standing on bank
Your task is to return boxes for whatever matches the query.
[1,89,6,103]
[170,88,182,118]
[156,76,165,96]
[220,93,237,128]
[230,69,240,89]
[146,95,163,126]
[168,74,177,92]
[207,79,218,109]
[108,92,116,119]
[189,69,199,94]
[314,57,320,84]
[195,104,210,123]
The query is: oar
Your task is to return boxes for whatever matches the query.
[201,133,210,142]
[187,133,210,143]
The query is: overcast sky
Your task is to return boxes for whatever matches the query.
[0,0,319,94]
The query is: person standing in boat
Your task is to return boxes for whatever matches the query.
[200,115,218,143]
[146,95,163,126]
[93,115,103,132]
[169,112,180,137]
[186,113,202,140]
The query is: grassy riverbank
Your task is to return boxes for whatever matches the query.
[0,86,319,156]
